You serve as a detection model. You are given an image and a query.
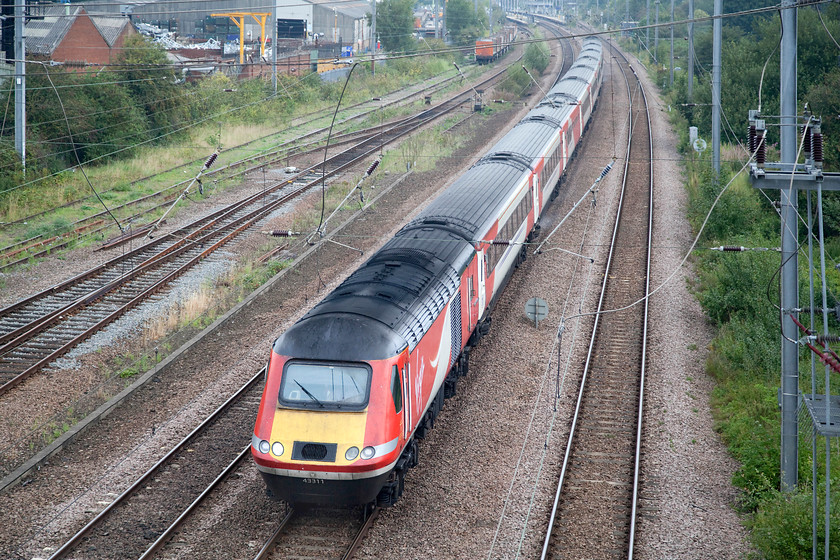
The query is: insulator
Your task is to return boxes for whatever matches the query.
[203,152,218,169]
[802,123,812,160]
[264,230,300,237]
[816,334,840,344]
[756,135,766,167]
[712,245,747,252]
[812,132,823,167]
[490,240,511,246]
[748,125,755,154]
[800,305,840,319]
[365,160,380,177]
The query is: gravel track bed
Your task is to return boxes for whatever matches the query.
[57,385,263,559]
[631,53,752,558]
[0,74,544,560]
[357,40,630,560]
[0,37,752,560]
[356,41,752,559]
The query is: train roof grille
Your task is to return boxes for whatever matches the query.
[541,92,578,106]
[473,150,533,171]
[518,114,566,128]
[368,247,437,269]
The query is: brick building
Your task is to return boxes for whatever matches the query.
[27,5,137,67]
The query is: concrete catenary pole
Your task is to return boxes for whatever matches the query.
[779,0,799,493]
[712,0,721,174]
[14,0,24,173]
[687,0,694,101]
[272,0,277,94]
[669,0,674,85]
[443,0,447,39]
[371,0,376,76]
[654,0,659,62]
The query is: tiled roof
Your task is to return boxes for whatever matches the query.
[25,5,132,55]
[26,4,82,55]
[91,16,132,47]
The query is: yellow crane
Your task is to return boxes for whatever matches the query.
[210,12,270,64]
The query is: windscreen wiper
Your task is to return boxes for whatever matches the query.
[295,380,325,408]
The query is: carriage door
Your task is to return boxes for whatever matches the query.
[532,174,540,219]
[469,250,487,327]
[403,363,411,434]
[477,250,486,318]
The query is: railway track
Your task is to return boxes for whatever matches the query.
[0,61,517,397]
[39,360,377,560]
[541,40,653,559]
[46,369,265,560]
[0,69,469,270]
[255,506,378,560]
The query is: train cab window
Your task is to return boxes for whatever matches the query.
[279,361,371,411]
[391,365,402,413]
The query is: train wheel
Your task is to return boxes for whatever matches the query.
[444,376,457,398]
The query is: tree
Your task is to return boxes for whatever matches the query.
[446,0,482,46]
[116,34,193,140]
[26,67,148,167]
[372,0,415,53]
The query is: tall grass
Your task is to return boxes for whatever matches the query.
[0,54,461,248]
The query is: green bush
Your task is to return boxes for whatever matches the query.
[523,41,550,75]
[497,65,531,96]
[751,488,840,559]
[696,251,778,327]
[0,140,23,195]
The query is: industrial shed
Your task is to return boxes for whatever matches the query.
[87,0,373,56]
[25,5,137,66]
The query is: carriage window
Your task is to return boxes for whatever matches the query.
[391,365,402,413]
[279,361,371,410]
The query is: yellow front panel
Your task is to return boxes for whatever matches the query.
[270,408,368,466]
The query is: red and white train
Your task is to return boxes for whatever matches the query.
[251,37,604,507]
[475,25,517,63]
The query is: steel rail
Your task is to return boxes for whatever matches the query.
[0,61,514,395]
[252,509,296,560]
[46,368,265,560]
[625,49,654,560]
[136,445,252,560]
[253,506,379,560]
[540,39,653,559]
[342,506,380,560]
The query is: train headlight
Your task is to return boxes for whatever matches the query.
[345,447,359,461]
[271,442,284,456]
[258,440,270,454]
[360,446,376,460]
